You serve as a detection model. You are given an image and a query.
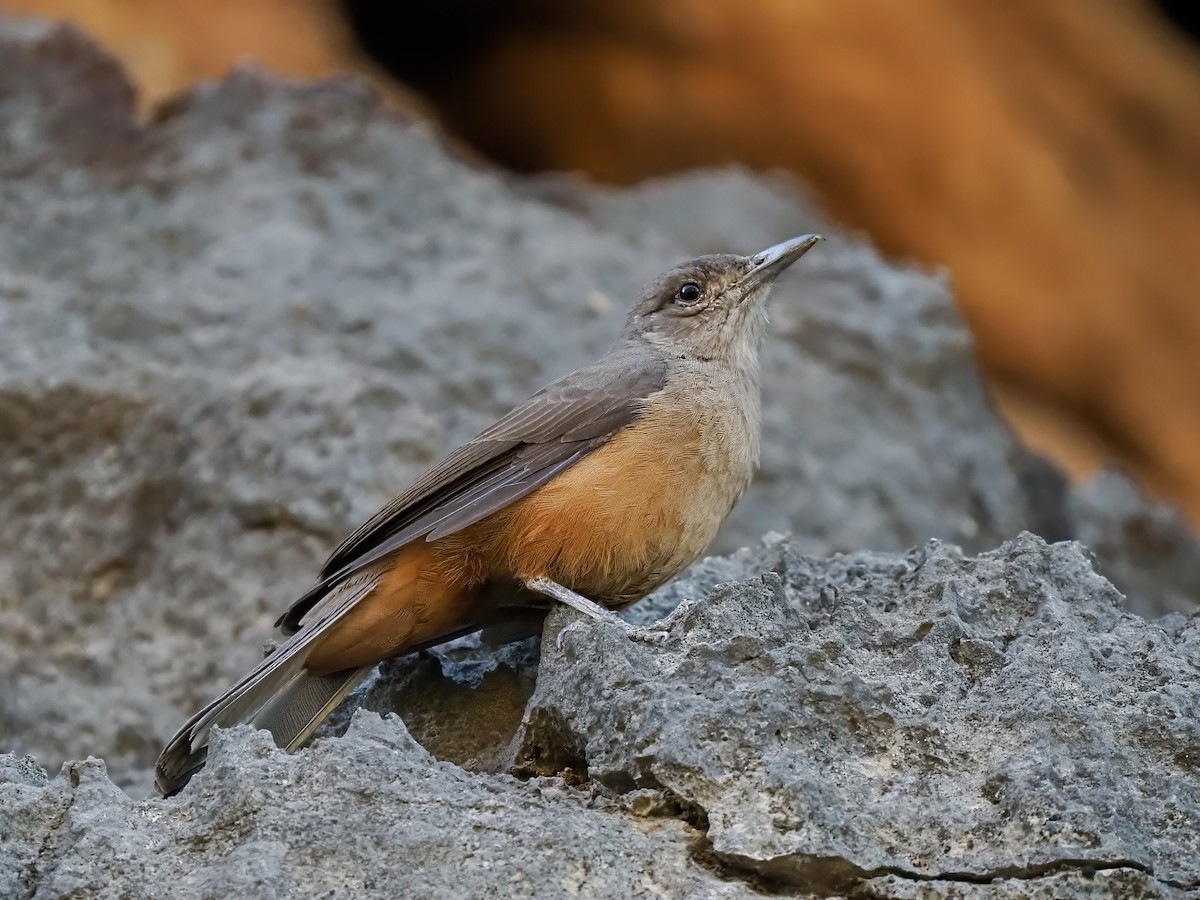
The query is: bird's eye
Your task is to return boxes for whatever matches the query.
[676,282,702,305]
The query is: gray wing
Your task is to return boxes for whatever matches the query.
[277,342,667,633]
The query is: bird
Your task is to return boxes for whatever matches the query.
[155,233,822,795]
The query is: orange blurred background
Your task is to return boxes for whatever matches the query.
[5,0,1200,526]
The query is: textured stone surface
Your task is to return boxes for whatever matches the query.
[2,18,1200,900]
[5,535,1198,898]
[0,715,751,900]
[519,534,1200,896]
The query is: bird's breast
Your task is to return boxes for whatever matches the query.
[484,369,761,603]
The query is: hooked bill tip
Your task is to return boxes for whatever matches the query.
[749,234,823,273]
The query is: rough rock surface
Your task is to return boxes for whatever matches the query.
[0,716,751,900]
[5,534,1199,898]
[2,18,1200,900]
[521,534,1200,896]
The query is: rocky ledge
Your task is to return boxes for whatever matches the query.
[5,535,1199,898]
[1,16,1197,900]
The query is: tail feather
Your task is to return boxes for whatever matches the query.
[154,664,371,796]
[254,665,373,752]
[155,546,499,796]
[155,574,381,796]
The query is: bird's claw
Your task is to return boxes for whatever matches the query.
[555,621,672,649]
[627,624,672,645]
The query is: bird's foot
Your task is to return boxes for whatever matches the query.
[524,577,681,648]
[555,618,670,648]
[654,597,695,632]
[626,624,671,645]
[525,575,630,631]
[625,598,693,645]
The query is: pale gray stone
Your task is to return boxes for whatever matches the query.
[2,16,1198,900]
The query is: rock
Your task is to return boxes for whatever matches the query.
[317,635,541,773]
[1,19,1199,897]
[1071,470,1200,619]
[0,714,751,899]
[518,533,1200,897]
[0,0,400,111]
[4,535,1197,898]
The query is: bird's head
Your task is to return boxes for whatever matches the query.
[622,234,822,368]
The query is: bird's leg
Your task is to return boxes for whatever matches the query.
[522,576,625,624]
[522,576,668,646]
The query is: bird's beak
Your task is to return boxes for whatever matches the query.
[744,234,823,288]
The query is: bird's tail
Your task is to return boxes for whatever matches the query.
[155,546,501,795]
[154,655,374,796]
[154,576,382,796]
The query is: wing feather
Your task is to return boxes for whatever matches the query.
[277,343,667,634]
